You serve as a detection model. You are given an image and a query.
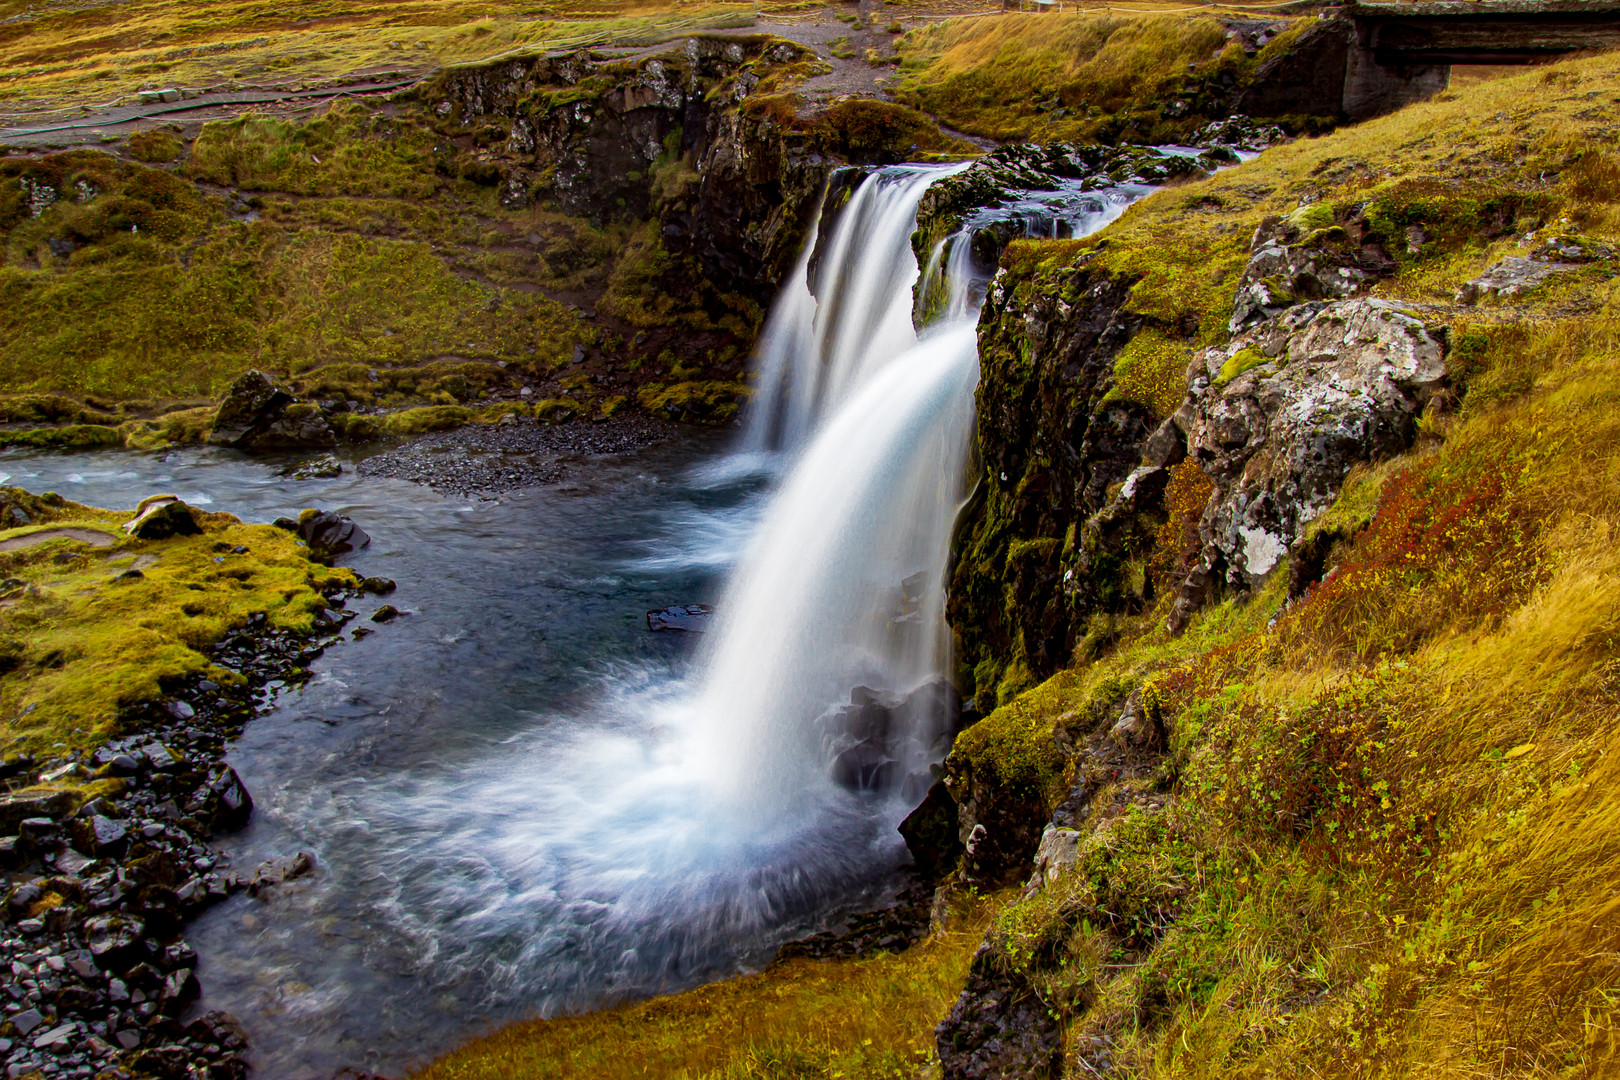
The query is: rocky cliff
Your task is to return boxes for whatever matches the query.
[930,51,1620,1080]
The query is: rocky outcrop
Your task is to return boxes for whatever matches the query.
[426,37,831,310]
[1456,235,1614,305]
[1166,298,1446,626]
[936,943,1065,1080]
[947,263,1155,699]
[208,370,336,451]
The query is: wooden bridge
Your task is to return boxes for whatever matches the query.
[1240,0,1620,120]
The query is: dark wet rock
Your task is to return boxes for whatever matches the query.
[359,576,397,595]
[248,850,316,897]
[776,876,934,963]
[0,790,73,834]
[831,739,897,791]
[296,509,370,562]
[209,370,337,451]
[124,497,203,541]
[84,913,145,970]
[188,766,254,834]
[70,815,128,858]
[898,780,961,880]
[646,603,713,632]
[369,604,401,623]
[936,942,1065,1080]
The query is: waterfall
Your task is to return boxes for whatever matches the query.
[693,164,979,811]
[232,161,1161,1037]
[743,165,968,454]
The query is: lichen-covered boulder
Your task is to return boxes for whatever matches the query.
[1168,297,1446,627]
[1228,205,1396,332]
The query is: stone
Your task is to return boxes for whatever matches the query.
[358,577,396,595]
[897,780,961,880]
[165,700,195,720]
[0,788,73,835]
[209,370,336,451]
[188,767,253,833]
[84,913,144,970]
[123,497,202,541]
[296,510,370,562]
[369,605,401,623]
[1456,254,1578,305]
[831,739,896,791]
[184,1011,248,1052]
[645,604,713,632]
[31,1023,72,1050]
[1026,825,1084,892]
[70,815,127,858]
[10,1009,43,1036]
[936,943,1064,1080]
[285,454,342,481]
[1167,297,1446,628]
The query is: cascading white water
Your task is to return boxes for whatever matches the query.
[697,163,979,810]
[744,165,969,454]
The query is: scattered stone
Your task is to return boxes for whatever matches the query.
[294,509,370,562]
[358,577,396,595]
[369,605,401,623]
[284,454,343,481]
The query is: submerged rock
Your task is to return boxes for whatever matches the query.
[284,454,343,480]
[646,603,713,632]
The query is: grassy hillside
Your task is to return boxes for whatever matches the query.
[417,50,1620,1080]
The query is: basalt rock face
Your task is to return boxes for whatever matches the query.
[426,37,830,309]
[948,192,1444,697]
[947,263,1159,703]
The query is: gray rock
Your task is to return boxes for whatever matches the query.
[10,1009,43,1036]
[0,791,73,835]
[1456,254,1577,305]
[123,498,202,541]
[1167,297,1446,629]
[209,370,336,451]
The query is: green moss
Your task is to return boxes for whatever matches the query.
[126,129,186,164]
[1214,345,1268,385]
[952,670,1081,798]
[0,424,122,450]
[636,379,749,425]
[0,488,354,762]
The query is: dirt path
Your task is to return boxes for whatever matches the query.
[0,77,425,149]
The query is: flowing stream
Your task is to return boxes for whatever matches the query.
[5,161,1152,1077]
